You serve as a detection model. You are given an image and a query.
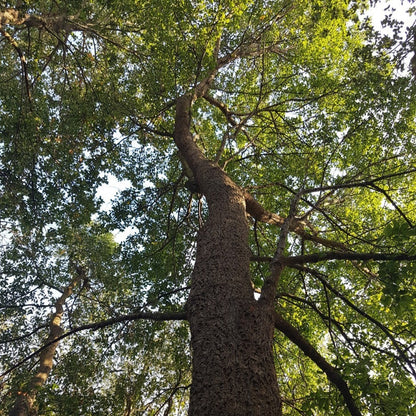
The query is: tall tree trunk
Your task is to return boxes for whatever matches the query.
[174,94,282,416]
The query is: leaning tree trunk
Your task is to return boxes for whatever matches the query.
[9,270,83,416]
[174,94,282,416]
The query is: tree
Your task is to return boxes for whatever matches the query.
[1,0,416,415]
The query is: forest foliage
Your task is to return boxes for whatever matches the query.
[1,0,416,415]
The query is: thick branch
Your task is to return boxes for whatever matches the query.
[244,191,349,251]
[260,195,300,303]
[274,312,362,416]
[203,93,239,127]
[253,251,416,266]
[283,251,416,265]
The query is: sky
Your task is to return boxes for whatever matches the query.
[369,0,414,34]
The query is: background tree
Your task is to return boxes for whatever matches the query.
[1,0,415,415]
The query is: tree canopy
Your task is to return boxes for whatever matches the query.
[1,0,416,415]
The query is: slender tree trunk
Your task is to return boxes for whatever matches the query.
[174,94,282,416]
[9,270,83,416]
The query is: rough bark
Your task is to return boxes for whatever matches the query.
[175,94,282,416]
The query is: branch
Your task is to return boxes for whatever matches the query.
[297,167,416,196]
[369,183,413,227]
[1,309,186,379]
[278,291,406,362]
[0,324,48,344]
[274,312,362,416]
[244,191,349,251]
[0,8,146,61]
[130,118,175,138]
[277,292,361,357]
[245,165,416,251]
[0,24,31,102]
[260,194,300,303]
[282,251,416,265]
[291,265,416,379]
[253,251,416,265]
[203,93,238,127]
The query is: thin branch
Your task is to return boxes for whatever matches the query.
[266,181,385,248]
[274,311,362,416]
[156,286,191,302]
[1,309,187,379]
[245,165,416,251]
[291,265,416,379]
[0,324,48,344]
[130,118,175,138]
[203,93,262,165]
[369,183,413,227]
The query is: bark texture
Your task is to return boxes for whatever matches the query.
[175,94,281,416]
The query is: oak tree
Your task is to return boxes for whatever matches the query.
[1,1,416,415]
